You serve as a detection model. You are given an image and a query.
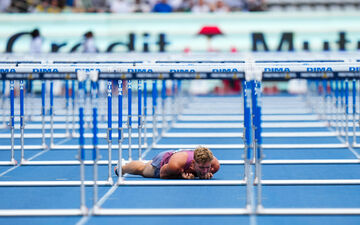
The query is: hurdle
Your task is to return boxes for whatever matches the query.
[1,52,360,217]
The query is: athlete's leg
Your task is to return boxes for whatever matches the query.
[122,161,155,178]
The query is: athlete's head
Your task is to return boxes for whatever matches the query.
[193,146,213,178]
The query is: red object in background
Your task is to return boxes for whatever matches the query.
[230,46,237,52]
[198,26,223,52]
[183,47,191,53]
[198,26,223,38]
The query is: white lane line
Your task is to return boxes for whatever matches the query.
[0,137,71,177]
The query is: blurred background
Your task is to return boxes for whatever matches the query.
[1,0,360,95]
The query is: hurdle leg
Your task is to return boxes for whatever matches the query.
[354,79,358,146]
[65,80,70,137]
[331,81,337,128]
[341,80,345,136]
[91,79,99,209]
[9,81,16,164]
[77,78,87,215]
[143,81,148,147]
[117,80,124,184]
[1,81,5,128]
[106,81,113,184]
[255,147,263,210]
[41,80,47,149]
[50,81,54,147]
[336,80,340,134]
[152,80,158,146]
[20,80,26,164]
[72,80,76,137]
[171,80,176,124]
[345,80,349,145]
[127,80,132,161]
[161,80,166,135]
[138,80,142,160]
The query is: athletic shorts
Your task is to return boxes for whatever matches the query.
[151,150,173,178]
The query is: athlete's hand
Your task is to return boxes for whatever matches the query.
[181,172,195,179]
[199,172,213,180]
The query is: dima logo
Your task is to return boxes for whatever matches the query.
[0,69,16,73]
[127,69,153,73]
[33,68,59,73]
[74,68,101,72]
[349,67,360,72]
[169,69,196,73]
[212,69,239,72]
[306,67,333,72]
[264,68,290,72]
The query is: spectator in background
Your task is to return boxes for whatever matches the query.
[0,0,11,12]
[29,28,43,95]
[212,0,229,12]
[168,0,183,11]
[110,0,132,13]
[30,28,43,53]
[152,0,172,12]
[133,0,151,13]
[191,0,210,13]
[66,0,75,7]
[82,31,98,53]
[245,0,266,11]
[87,0,109,12]
[34,0,50,12]
[177,0,193,12]
[224,0,244,11]
[8,0,30,12]
[47,0,64,13]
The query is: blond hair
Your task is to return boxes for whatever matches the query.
[194,146,213,163]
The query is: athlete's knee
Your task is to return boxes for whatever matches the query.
[142,162,155,177]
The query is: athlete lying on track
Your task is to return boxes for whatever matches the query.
[115,146,220,179]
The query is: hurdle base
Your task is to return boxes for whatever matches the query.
[80,205,88,216]
[107,177,114,185]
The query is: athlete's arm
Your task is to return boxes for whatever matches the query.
[210,157,220,174]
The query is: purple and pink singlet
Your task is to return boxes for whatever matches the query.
[151,150,194,178]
